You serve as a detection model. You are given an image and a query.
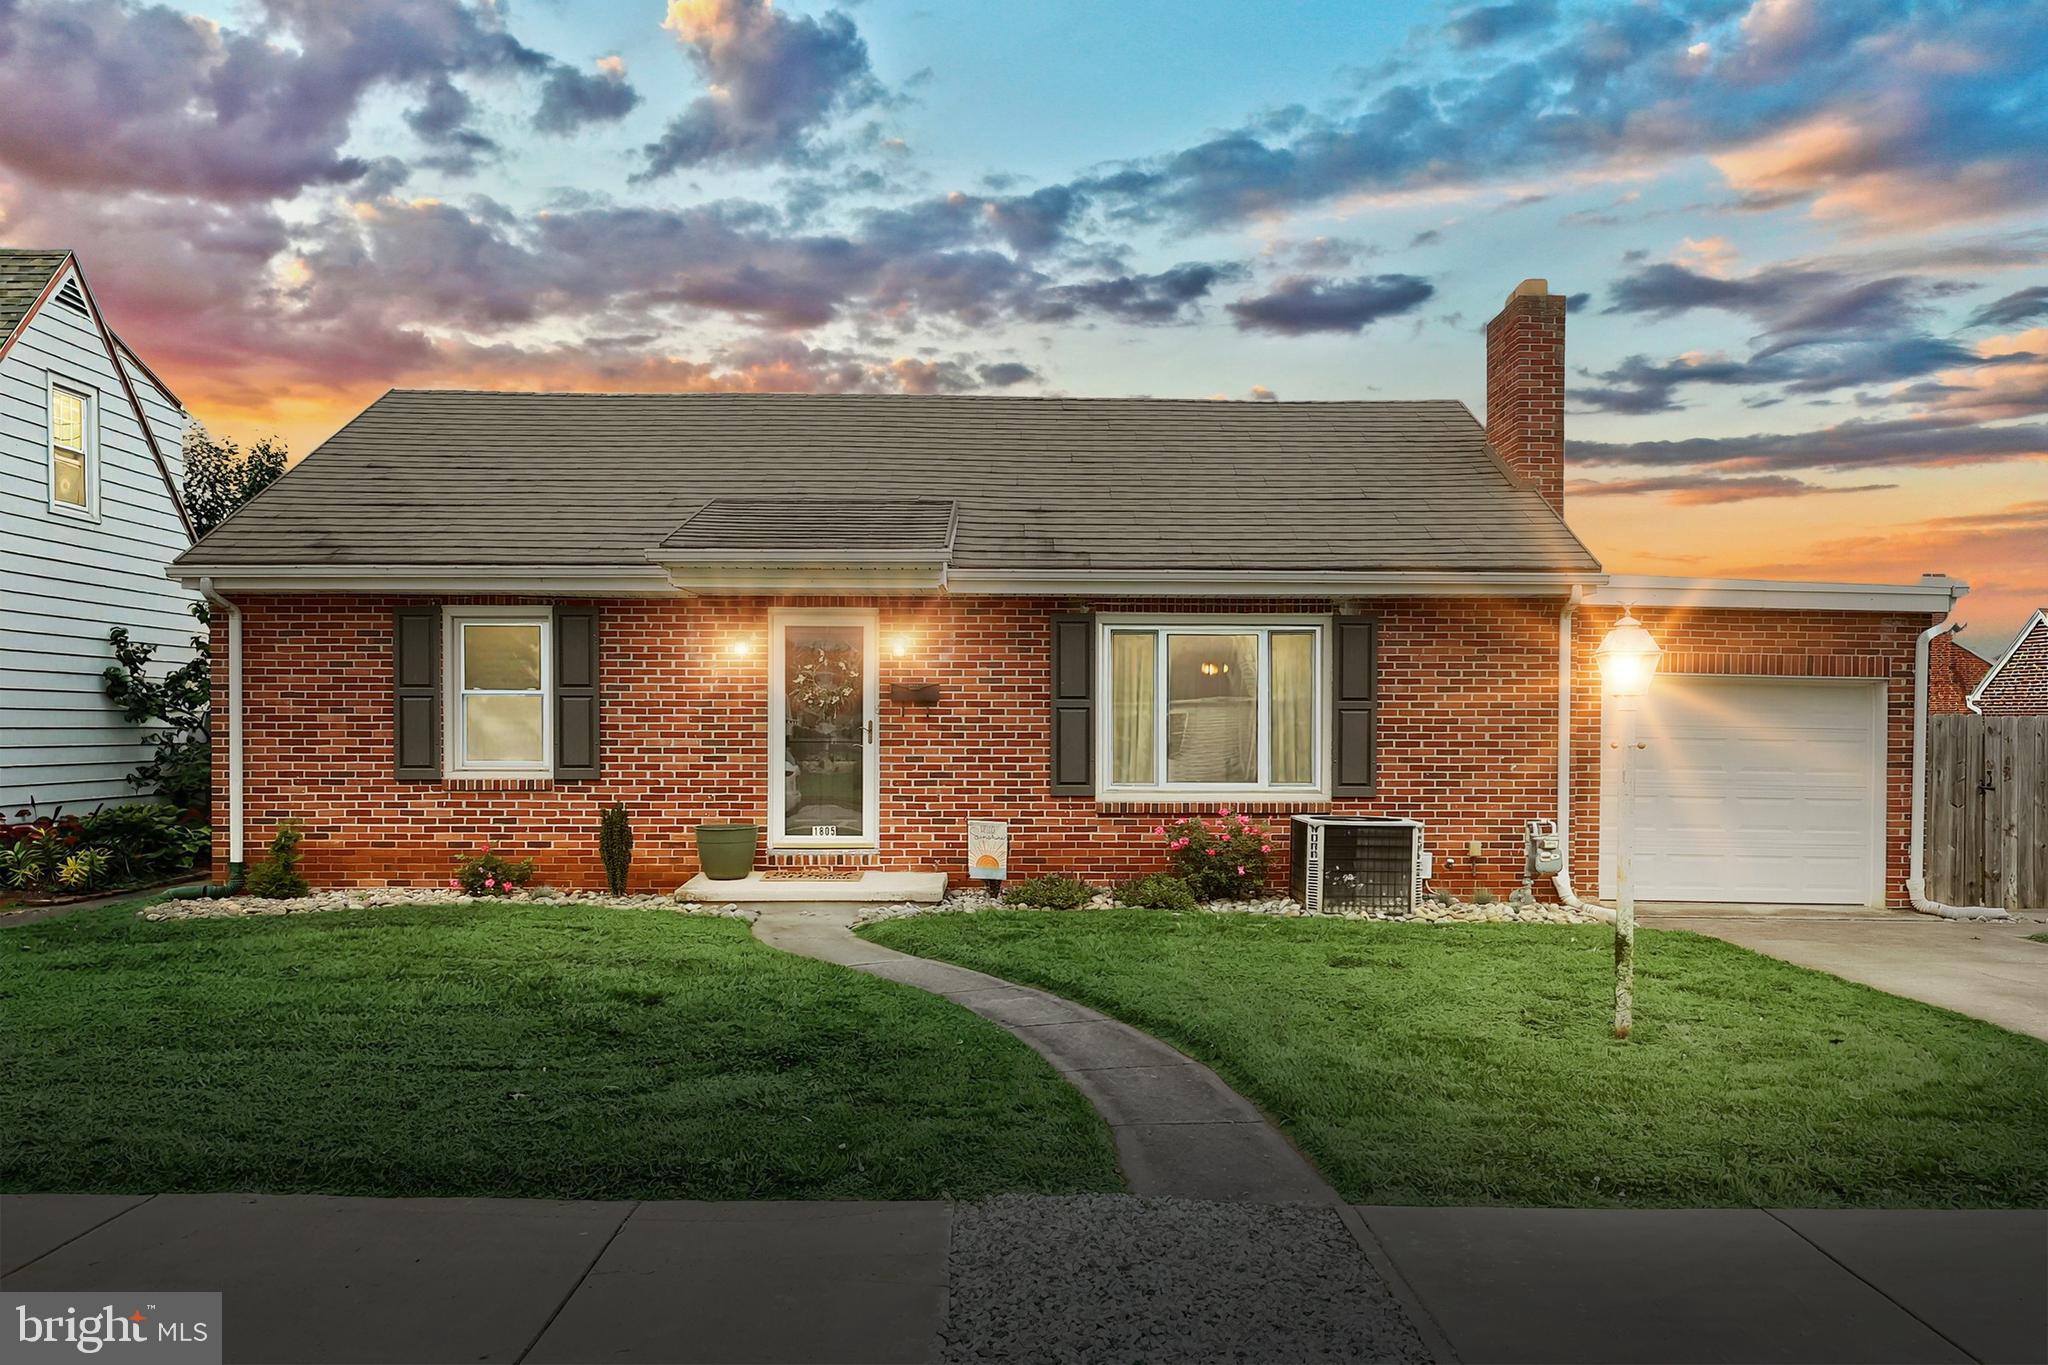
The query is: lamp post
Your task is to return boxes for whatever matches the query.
[1595,608,1662,1039]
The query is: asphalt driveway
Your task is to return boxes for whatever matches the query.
[1644,905,2048,1041]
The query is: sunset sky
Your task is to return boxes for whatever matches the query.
[4,0,2043,650]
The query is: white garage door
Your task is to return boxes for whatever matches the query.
[1606,677,1882,905]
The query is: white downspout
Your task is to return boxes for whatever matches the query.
[1909,618,2006,920]
[1553,586,1613,922]
[197,577,244,874]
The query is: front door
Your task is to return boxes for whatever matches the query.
[768,609,879,850]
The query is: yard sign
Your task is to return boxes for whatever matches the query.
[967,820,1009,881]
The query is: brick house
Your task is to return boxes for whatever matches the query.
[1966,609,2048,715]
[169,280,1967,909]
[1929,634,1991,714]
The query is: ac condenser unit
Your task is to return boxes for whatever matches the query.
[1289,816,1429,916]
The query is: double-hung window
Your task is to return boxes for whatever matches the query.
[48,382,94,515]
[445,609,551,775]
[1098,619,1325,796]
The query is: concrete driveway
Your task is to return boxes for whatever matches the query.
[1644,905,2048,1041]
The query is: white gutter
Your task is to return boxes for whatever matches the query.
[1552,585,1612,921]
[946,568,1602,597]
[196,577,243,871]
[1909,618,2008,920]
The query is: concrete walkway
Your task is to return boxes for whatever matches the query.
[1646,904,2048,1041]
[6,1194,2042,1363]
[750,902,1333,1203]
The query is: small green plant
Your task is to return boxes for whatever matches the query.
[56,847,113,891]
[1000,874,1097,910]
[1,841,49,895]
[1157,809,1275,900]
[1470,887,1497,905]
[1426,887,1457,907]
[453,851,537,897]
[1111,873,1198,911]
[598,803,633,895]
[245,823,311,899]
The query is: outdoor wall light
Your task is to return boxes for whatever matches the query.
[1595,609,1662,698]
[728,637,754,659]
[890,633,913,659]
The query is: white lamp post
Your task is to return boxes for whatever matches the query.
[1595,608,1662,1039]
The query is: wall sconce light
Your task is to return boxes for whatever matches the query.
[890,633,912,659]
[728,637,754,659]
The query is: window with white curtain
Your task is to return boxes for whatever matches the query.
[446,611,551,774]
[1099,620,1324,794]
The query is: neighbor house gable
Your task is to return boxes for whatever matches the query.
[1968,609,2048,715]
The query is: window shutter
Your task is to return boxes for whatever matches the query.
[1331,614,1378,796]
[393,607,441,780]
[1050,613,1094,794]
[553,604,600,779]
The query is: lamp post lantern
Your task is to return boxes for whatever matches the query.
[1595,608,1662,1039]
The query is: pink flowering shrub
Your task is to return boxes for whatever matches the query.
[1156,809,1275,900]
[453,850,537,897]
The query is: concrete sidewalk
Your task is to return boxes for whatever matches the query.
[5,1193,2041,1364]
[1646,905,2048,1041]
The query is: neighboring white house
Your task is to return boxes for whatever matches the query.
[1,248,197,817]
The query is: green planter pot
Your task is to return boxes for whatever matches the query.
[696,823,760,881]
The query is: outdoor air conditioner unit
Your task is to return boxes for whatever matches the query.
[1289,816,1430,916]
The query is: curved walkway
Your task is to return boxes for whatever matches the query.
[750,903,1336,1204]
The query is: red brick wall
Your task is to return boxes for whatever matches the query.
[211,593,1570,895]
[1928,634,1990,714]
[1567,603,1941,909]
[1484,284,1566,514]
[210,593,1937,907]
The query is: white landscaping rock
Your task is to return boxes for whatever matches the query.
[848,885,1594,927]
[141,886,753,923]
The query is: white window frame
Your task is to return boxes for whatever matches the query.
[46,378,98,520]
[442,605,552,778]
[767,606,881,851]
[1094,614,1330,800]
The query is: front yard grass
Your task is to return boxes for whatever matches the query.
[0,901,1120,1200]
[863,911,2048,1207]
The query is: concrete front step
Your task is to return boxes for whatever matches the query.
[676,870,948,903]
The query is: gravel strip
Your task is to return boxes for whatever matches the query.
[941,1194,1431,1365]
[854,887,1592,928]
[141,887,752,922]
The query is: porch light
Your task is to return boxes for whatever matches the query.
[890,633,912,659]
[1595,609,1662,698]
[728,637,754,659]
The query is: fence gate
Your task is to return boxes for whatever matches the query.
[1926,715,2048,910]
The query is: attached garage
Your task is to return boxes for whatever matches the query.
[1601,676,1886,907]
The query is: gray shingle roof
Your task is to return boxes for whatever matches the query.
[0,248,70,346]
[173,389,1602,575]
[662,496,958,556]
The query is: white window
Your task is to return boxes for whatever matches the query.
[445,609,551,775]
[1097,619,1325,796]
[47,381,95,516]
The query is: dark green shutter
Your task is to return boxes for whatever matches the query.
[1332,614,1378,796]
[1050,613,1094,794]
[393,606,441,780]
[553,604,600,779]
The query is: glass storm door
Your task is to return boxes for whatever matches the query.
[769,610,879,848]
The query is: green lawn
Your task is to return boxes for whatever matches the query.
[0,901,1119,1200]
[863,911,2048,1208]
[2029,931,2048,945]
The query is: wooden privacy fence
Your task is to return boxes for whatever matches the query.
[1926,715,2048,910]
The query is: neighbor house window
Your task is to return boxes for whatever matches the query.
[48,383,94,514]
[446,610,550,774]
[1099,620,1325,794]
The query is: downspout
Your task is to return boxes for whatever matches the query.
[1553,586,1613,922]
[1908,618,2006,920]
[162,577,245,899]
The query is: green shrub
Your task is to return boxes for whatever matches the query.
[78,803,210,882]
[1155,809,1275,900]
[454,851,537,897]
[245,824,310,899]
[598,803,633,895]
[1470,887,1497,905]
[1111,873,1198,911]
[1000,874,1097,910]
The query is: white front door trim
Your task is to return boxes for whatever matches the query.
[766,607,880,851]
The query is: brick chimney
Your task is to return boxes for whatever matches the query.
[1484,278,1566,514]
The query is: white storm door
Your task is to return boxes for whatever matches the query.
[1603,677,1882,905]
[768,609,879,849]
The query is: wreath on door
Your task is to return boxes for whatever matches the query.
[788,641,860,733]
